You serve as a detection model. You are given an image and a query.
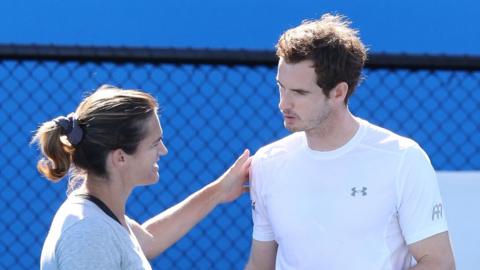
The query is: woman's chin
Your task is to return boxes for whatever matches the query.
[137,173,159,186]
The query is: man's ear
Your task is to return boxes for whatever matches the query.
[331,82,349,104]
[110,148,127,168]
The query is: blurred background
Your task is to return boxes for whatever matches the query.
[1,1,479,269]
[1,0,479,54]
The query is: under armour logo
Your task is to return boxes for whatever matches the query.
[351,187,367,196]
[432,203,443,220]
[252,201,256,211]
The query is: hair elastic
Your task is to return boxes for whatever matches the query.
[53,113,83,146]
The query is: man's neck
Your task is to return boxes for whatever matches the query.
[305,110,359,151]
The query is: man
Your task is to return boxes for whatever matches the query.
[246,14,455,270]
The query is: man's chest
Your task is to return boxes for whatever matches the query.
[264,160,399,240]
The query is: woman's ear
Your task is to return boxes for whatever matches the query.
[109,149,127,169]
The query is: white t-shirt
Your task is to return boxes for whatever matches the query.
[40,195,151,270]
[250,118,448,270]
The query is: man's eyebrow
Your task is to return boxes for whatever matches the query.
[277,80,310,93]
[292,88,310,94]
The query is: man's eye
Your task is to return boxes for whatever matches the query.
[294,90,308,95]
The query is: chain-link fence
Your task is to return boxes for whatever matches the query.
[1,45,479,269]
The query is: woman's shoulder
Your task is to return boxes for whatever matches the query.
[51,196,123,238]
[51,215,124,269]
[54,199,125,253]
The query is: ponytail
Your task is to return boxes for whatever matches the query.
[32,115,80,182]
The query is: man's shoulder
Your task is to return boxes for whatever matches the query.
[360,119,420,153]
[255,132,304,161]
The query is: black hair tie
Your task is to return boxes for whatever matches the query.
[53,113,84,146]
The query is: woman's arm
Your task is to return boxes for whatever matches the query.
[130,150,251,258]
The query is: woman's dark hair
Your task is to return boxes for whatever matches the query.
[32,85,158,182]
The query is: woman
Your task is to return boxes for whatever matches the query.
[33,85,251,269]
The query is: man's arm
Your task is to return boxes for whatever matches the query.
[245,240,278,270]
[408,231,455,270]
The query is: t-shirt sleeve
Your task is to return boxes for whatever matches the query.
[396,146,448,245]
[250,153,275,241]
[55,218,122,270]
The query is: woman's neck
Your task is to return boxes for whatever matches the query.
[77,175,132,227]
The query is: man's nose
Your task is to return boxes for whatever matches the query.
[278,92,292,112]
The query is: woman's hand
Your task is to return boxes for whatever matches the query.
[214,149,252,203]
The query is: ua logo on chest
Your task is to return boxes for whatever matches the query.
[351,187,367,196]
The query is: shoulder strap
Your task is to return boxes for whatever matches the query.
[76,194,122,225]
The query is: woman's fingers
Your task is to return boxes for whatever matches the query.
[234,149,250,168]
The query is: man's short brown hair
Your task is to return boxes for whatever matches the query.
[276,13,367,103]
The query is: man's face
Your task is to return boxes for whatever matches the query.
[276,58,333,133]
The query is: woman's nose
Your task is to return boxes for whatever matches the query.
[159,141,168,156]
